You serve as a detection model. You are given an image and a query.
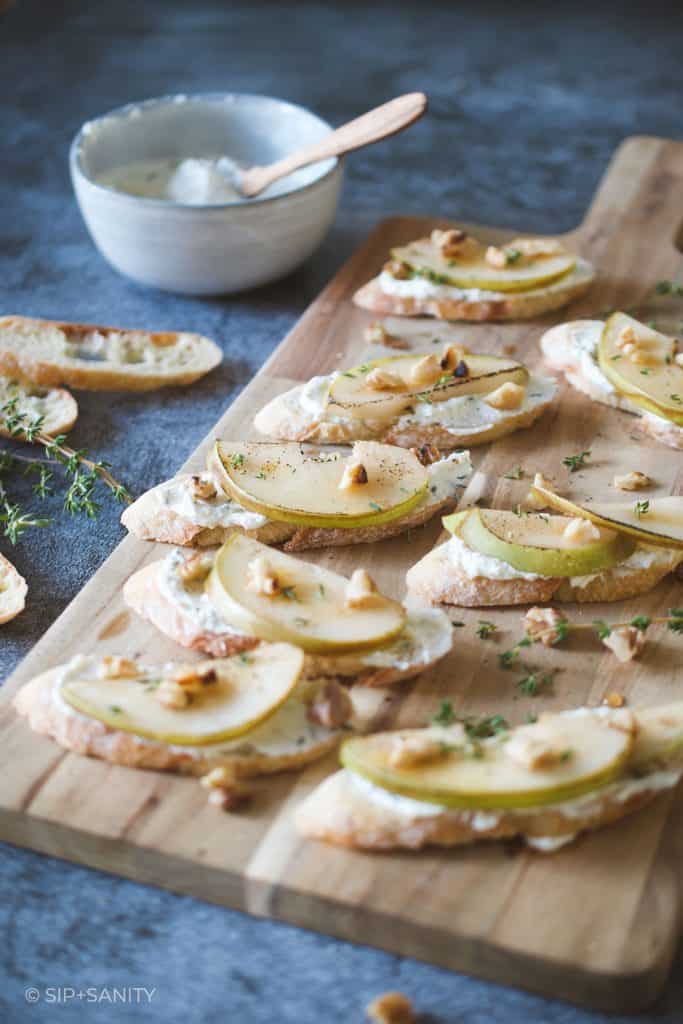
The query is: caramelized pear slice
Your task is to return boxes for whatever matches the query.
[209,441,428,528]
[327,353,528,421]
[444,507,635,576]
[529,486,683,551]
[341,712,633,809]
[61,644,304,746]
[391,237,576,293]
[207,534,406,654]
[598,313,683,425]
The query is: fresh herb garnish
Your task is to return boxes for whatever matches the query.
[432,700,455,726]
[634,499,650,518]
[562,450,591,473]
[503,465,524,480]
[516,672,554,697]
[476,620,496,640]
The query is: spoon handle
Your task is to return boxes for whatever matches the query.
[240,92,427,197]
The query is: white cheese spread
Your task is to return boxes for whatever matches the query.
[569,544,678,588]
[378,259,593,303]
[52,655,333,759]
[445,533,543,581]
[360,603,454,671]
[159,548,246,637]
[153,474,268,531]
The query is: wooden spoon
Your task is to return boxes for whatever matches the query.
[238,92,427,198]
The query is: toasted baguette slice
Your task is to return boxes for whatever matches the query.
[0,377,78,438]
[353,259,595,322]
[0,552,27,623]
[255,374,557,449]
[0,316,222,391]
[541,320,683,450]
[121,452,472,551]
[406,538,683,607]
[124,549,454,687]
[295,765,677,852]
[13,660,342,778]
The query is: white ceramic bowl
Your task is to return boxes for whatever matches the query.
[70,93,344,296]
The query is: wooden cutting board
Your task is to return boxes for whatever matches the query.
[2,135,683,1012]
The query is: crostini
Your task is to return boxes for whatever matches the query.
[407,495,683,607]
[124,536,454,687]
[296,703,683,852]
[0,377,78,438]
[0,316,222,391]
[353,228,594,322]
[541,314,683,450]
[0,552,27,624]
[255,346,558,448]
[122,442,472,550]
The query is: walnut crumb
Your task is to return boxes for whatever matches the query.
[338,461,369,490]
[307,680,353,730]
[523,606,566,646]
[99,656,139,679]
[613,471,651,491]
[604,692,626,708]
[408,353,442,388]
[156,680,191,710]
[345,568,380,609]
[367,991,416,1024]
[363,322,409,350]
[409,442,441,467]
[563,517,600,545]
[246,555,280,596]
[189,473,218,501]
[365,366,405,391]
[485,380,525,410]
[602,626,646,663]
[440,343,467,372]
[179,551,214,584]
[384,260,412,280]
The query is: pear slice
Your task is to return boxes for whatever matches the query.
[631,703,683,771]
[209,441,428,528]
[390,237,576,293]
[327,353,528,421]
[598,313,683,426]
[207,534,406,654]
[443,507,636,576]
[61,643,304,746]
[341,713,633,809]
[529,485,683,551]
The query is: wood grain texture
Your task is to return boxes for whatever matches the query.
[1,135,683,1012]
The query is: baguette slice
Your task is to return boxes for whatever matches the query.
[353,258,595,322]
[0,552,27,623]
[121,452,472,551]
[0,316,222,391]
[124,549,454,688]
[0,376,78,438]
[541,320,683,450]
[406,538,683,607]
[12,657,344,777]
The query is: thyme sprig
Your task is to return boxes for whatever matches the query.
[0,397,131,543]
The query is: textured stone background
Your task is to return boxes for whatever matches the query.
[1,1,682,1020]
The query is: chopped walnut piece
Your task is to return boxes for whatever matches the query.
[98,656,139,679]
[156,680,191,710]
[338,461,369,490]
[189,473,218,501]
[363,322,408,349]
[169,663,218,693]
[408,353,442,388]
[409,442,441,467]
[485,245,510,269]
[440,343,467,372]
[247,555,280,596]
[613,470,651,491]
[366,991,417,1024]
[523,606,567,646]
[365,366,405,391]
[387,729,459,769]
[201,765,252,811]
[179,551,214,584]
[345,569,380,609]
[430,227,480,261]
[307,680,353,730]
[511,237,564,259]
[485,381,525,411]
[525,472,555,510]
[616,326,661,365]
[563,517,601,545]
[602,626,647,663]
[384,260,412,280]
[604,692,626,709]
[505,729,571,771]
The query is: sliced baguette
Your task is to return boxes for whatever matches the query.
[0,316,222,391]
[406,538,683,607]
[254,377,557,449]
[353,259,595,322]
[121,452,471,551]
[0,552,27,623]
[124,551,454,688]
[13,665,341,777]
[0,376,78,438]
[295,766,672,852]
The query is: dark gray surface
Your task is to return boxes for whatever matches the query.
[1,1,682,1020]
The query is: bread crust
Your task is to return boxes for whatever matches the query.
[295,769,665,851]
[0,316,222,391]
[124,557,453,687]
[406,540,683,607]
[12,669,340,777]
[353,266,594,322]
[0,552,27,624]
[0,376,78,438]
[254,385,554,449]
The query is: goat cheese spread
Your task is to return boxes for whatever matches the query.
[378,259,593,303]
[159,548,244,636]
[569,544,678,589]
[155,474,267,531]
[53,655,333,759]
[360,604,453,671]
